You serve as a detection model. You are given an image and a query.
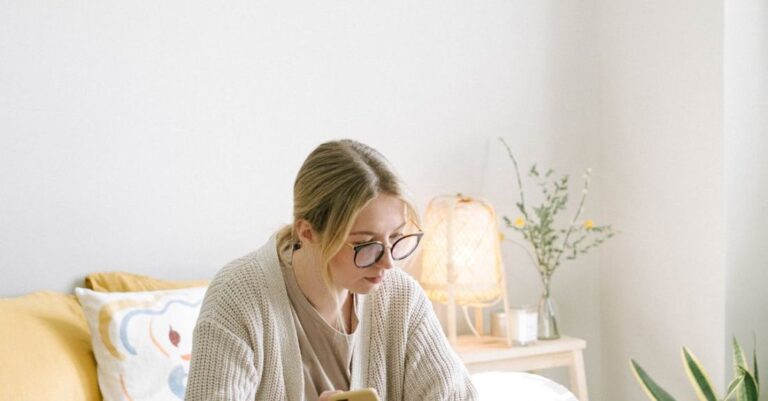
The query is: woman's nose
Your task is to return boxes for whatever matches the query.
[377,247,396,269]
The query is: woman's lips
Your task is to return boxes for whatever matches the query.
[364,276,383,284]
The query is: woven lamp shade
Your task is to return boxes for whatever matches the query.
[419,195,504,306]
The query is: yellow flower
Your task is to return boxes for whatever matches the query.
[583,219,594,229]
[514,217,526,228]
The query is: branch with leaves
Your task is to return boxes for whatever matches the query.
[499,137,616,280]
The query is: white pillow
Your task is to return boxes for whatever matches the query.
[471,371,579,401]
[75,286,207,401]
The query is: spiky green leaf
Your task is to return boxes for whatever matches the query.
[682,347,718,401]
[630,360,678,401]
[725,375,746,400]
[741,368,759,401]
[752,335,759,388]
[734,337,749,401]
[754,354,759,390]
[734,337,749,371]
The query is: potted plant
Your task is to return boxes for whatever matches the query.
[499,138,616,339]
[631,337,760,401]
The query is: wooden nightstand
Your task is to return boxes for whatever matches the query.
[453,335,589,401]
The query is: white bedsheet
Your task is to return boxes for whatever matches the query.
[471,371,579,401]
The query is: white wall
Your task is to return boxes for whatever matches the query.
[597,1,727,400]
[596,2,768,400]
[0,0,522,295]
[725,1,768,400]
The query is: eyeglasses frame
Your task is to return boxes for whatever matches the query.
[344,232,425,269]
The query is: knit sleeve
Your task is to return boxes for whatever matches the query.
[402,296,478,401]
[185,318,259,401]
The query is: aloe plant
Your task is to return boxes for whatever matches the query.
[631,337,760,401]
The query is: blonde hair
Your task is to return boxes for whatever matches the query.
[277,139,419,294]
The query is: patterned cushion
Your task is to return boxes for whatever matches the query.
[76,286,206,401]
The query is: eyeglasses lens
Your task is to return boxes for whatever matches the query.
[355,243,384,268]
[392,235,420,260]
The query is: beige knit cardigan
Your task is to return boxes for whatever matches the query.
[185,235,477,401]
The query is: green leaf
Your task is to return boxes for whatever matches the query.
[741,368,759,401]
[734,337,749,401]
[682,347,718,401]
[734,337,749,371]
[754,355,760,390]
[752,335,759,388]
[725,375,746,400]
[630,359,678,401]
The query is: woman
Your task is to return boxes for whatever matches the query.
[186,140,477,401]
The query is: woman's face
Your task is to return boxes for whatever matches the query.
[329,193,407,294]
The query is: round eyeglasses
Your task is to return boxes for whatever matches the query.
[345,232,424,268]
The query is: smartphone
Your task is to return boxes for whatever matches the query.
[328,388,381,401]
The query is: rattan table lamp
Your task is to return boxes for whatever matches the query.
[419,194,512,346]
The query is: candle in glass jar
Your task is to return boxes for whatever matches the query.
[508,306,538,346]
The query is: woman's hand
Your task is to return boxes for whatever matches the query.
[318,390,343,401]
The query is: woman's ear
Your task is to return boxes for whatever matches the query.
[294,219,316,245]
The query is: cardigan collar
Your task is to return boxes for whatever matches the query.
[255,233,371,400]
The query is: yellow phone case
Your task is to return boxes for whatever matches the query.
[328,388,381,401]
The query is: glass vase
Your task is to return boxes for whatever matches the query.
[537,279,560,340]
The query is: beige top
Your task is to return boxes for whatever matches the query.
[279,247,360,399]
[186,235,478,401]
